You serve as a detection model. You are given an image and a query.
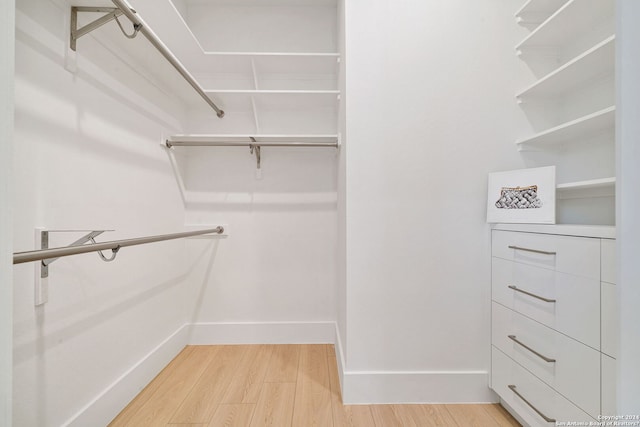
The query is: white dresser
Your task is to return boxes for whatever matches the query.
[490,224,616,426]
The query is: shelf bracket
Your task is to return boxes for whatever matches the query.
[249,137,261,170]
[40,230,115,279]
[70,6,137,51]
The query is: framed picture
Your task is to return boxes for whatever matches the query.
[487,166,556,224]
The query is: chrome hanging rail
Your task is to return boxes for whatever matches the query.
[13,227,224,265]
[70,1,225,118]
[166,140,339,148]
[110,0,224,118]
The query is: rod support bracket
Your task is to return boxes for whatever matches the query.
[249,137,261,170]
[40,230,114,278]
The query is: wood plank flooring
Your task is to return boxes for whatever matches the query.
[109,345,521,427]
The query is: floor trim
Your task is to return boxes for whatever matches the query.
[187,321,336,345]
[62,324,189,427]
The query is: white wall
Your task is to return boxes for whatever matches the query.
[616,0,640,414]
[179,146,338,338]
[13,0,194,425]
[1,0,15,424]
[341,0,525,402]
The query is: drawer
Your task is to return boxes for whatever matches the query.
[492,257,600,349]
[602,354,616,416]
[492,347,594,427]
[492,302,600,418]
[601,281,618,358]
[492,230,600,280]
[601,239,616,284]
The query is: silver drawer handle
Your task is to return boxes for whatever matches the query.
[508,335,556,363]
[508,285,556,303]
[508,245,557,256]
[508,384,556,423]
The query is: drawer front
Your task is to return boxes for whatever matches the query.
[492,302,600,418]
[601,281,618,358]
[492,347,595,427]
[601,238,616,284]
[492,257,600,349]
[492,230,600,280]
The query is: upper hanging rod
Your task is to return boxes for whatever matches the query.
[71,0,225,118]
[13,227,224,265]
[110,0,224,118]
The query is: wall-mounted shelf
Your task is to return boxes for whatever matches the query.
[556,177,616,199]
[515,0,569,27]
[167,134,338,146]
[557,177,616,191]
[516,0,614,50]
[517,106,615,148]
[202,90,339,113]
[516,35,614,101]
[165,134,339,172]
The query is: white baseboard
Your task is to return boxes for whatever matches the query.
[341,369,497,404]
[62,325,189,427]
[332,323,493,404]
[187,321,336,345]
[63,320,495,426]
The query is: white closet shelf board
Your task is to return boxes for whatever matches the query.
[516,36,615,100]
[493,223,615,239]
[195,52,339,76]
[205,90,339,111]
[127,1,339,70]
[516,106,615,148]
[515,0,568,17]
[556,177,616,199]
[557,177,616,191]
[516,0,614,50]
[168,134,338,143]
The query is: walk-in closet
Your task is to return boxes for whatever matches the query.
[1,0,639,426]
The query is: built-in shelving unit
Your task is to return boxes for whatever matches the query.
[514,0,615,225]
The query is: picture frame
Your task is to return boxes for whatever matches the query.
[487,166,556,224]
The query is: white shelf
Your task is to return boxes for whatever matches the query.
[515,0,569,26]
[204,90,340,111]
[126,1,339,82]
[516,106,615,147]
[194,52,340,77]
[516,36,615,100]
[516,0,568,17]
[493,223,615,239]
[556,177,616,199]
[516,0,615,50]
[168,134,338,144]
[557,177,616,191]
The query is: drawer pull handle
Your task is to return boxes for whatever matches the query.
[508,384,556,423]
[508,285,556,303]
[508,335,556,363]
[508,245,557,256]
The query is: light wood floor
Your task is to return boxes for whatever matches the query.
[109,345,521,427]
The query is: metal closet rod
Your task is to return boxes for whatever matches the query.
[13,227,224,265]
[166,140,339,148]
[110,0,225,118]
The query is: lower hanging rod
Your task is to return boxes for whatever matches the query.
[166,140,339,148]
[13,227,224,265]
